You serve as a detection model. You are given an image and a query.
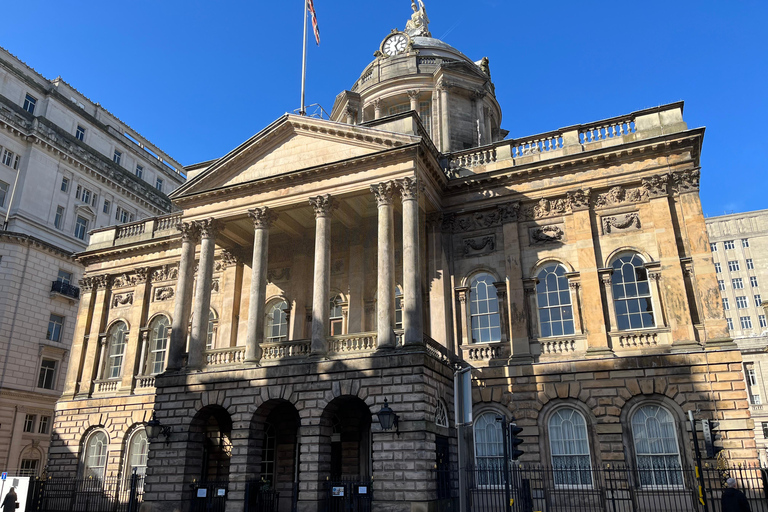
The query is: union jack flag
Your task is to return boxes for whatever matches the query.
[307,0,320,45]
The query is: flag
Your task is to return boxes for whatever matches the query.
[307,0,320,45]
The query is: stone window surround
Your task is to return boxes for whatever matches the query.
[537,399,601,474]
[528,262,582,340]
[600,255,665,334]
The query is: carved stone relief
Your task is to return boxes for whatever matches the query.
[152,265,178,282]
[593,186,647,209]
[211,278,220,293]
[462,235,496,257]
[529,224,565,244]
[267,268,291,283]
[112,292,133,308]
[332,259,345,276]
[601,212,641,234]
[153,287,175,302]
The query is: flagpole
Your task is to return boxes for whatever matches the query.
[300,0,308,116]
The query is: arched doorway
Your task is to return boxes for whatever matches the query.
[247,400,300,512]
[185,406,232,483]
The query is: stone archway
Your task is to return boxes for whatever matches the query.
[185,405,233,483]
[320,395,372,480]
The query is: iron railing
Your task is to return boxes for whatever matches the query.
[51,280,80,299]
[26,474,144,512]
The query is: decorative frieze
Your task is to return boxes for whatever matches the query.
[152,265,178,282]
[112,269,148,289]
[642,174,669,198]
[462,235,496,257]
[601,212,641,234]
[153,286,175,302]
[593,186,646,209]
[112,292,133,308]
[529,224,565,244]
[671,169,700,194]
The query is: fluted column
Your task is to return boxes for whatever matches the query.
[309,195,335,356]
[398,177,423,346]
[371,182,396,349]
[167,223,199,370]
[245,207,277,363]
[188,219,219,369]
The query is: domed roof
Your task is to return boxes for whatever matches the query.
[410,36,476,65]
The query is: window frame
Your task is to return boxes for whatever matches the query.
[472,411,505,474]
[37,358,57,389]
[105,321,128,379]
[135,165,143,179]
[75,125,86,141]
[155,177,163,192]
[147,316,170,375]
[206,309,218,350]
[23,414,36,433]
[329,294,345,336]
[714,263,722,274]
[54,206,65,229]
[728,261,740,272]
[610,253,656,331]
[740,316,753,330]
[74,215,89,240]
[726,317,734,330]
[23,93,37,114]
[81,430,109,480]
[124,427,149,480]
[61,177,69,192]
[535,264,576,338]
[264,299,289,343]
[724,240,735,250]
[751,276,759,288]
[469,272,502,343]
[0,180,8,208]
[547,407,593,488]
[736,296,749,309]
[742,239,750,248]
[113,150,122,165]
[628,403,684,489]
[38,415,50,435]
[733,278,744,290]
[47,313,65,342]
[747,259,754,270]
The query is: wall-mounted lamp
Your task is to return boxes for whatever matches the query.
[146,411,172,443]
[377,398,399,436]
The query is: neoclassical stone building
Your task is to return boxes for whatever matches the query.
[49,5,755,512]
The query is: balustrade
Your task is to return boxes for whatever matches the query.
[510,133,563,157]
[465,344,501,362]
[610,329,671,351]
[134,375,156,391]
[328,333,377,354]
[579,118,635,144]
[260,340,311,361]
[204,346,246,366]
[93,379,119,394]
[115,222,146,240]
[155,214,182,232]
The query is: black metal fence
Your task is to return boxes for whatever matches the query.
[324,477,373,512]
[463,464,768,512]
[190,481,229,512]
[26,474,144,512]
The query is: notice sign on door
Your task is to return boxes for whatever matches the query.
[217,489,226,497]
[332,486,345,497]
[197,489,207,498]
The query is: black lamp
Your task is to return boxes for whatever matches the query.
[146,411,172,443]
[377,398,399,436]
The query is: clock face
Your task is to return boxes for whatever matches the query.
[383,34,408,56]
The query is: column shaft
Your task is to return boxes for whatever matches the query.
[309,195,335,356]
[399,177,423,345]
[372,182,396,348]
[245,207,276,363]
[167,223,199,370]
[188,219,219,369]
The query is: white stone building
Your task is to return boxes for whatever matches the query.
[0,45,184,475]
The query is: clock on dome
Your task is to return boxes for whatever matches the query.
[381,32,409,56]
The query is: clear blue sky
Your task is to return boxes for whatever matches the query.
[3,0,766,217]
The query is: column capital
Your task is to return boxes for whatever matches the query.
[407,89,420,100]
[372,98,382,109]
[177,221,201,243]
[397,176,421,201]
[195,218,222,239]
[79,276,95,292]
[641,173,670,199]
[248,207,278,229]
[134,267,149,284]
[93,274,112,290]
[370,181,397,207]
[598,268,614,285]
[493,281,508,299]
[455,286,470,303]
[309,194,337,218]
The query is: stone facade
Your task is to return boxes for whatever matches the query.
[706,209,768,462]
[49,7,755,512]
[0,45,183,475]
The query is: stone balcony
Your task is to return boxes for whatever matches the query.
[443,102,687,178]
[87,213,182,250]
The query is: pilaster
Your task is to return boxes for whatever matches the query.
[76,275,111,397]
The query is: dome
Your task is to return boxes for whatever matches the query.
[410,37,476,65]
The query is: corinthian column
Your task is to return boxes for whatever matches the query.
[398,177,423,346]
[188,218,220,369]
[167,222,199,370]
[245,207,277,363]
[371,181,396,349]
[309,195,336,356]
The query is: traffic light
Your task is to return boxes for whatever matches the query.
[702,419,722,458]
[508,420,524,461]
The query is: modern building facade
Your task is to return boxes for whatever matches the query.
[48,5,755,512]
[0,46,184,476]
[706,209,768,463]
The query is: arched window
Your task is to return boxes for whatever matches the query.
[435,400,449,428]
[329,295,344,336]
[265,300,288,343]
[260,423,276,488]
[148,316,170,375]
[106,322,128,379]
[536,265,575,337]
[395,288,404,330]
[470,273,501,343]
[630,405,682,487]
[206,310,218,350]
[125,429,148,478]
[82,431,108,479]
[612,254,655,330]
[473,412,504,469]
[548,408,592,486]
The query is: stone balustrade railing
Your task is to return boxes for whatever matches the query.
[610,328,671,351]
[134,375,156,391]
[534,335,587,359]
[155,214,182,232]
[444,102,685,176]
[328,333,377,355]
[89,213,183,250]
[115,222,146,240]
[424,334,452,363]
[463,343,503,362]
[205,346,246,366]
[261,340,311,361]
[93,379,120,394]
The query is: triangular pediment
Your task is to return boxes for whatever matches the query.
[172,115,420,198]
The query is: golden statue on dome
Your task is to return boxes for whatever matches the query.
[405,0,431,38]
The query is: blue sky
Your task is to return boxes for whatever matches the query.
[3,0,766,216]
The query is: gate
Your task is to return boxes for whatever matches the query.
[244,481,280,512]
[190,481,229,512]
[26,473,144,512]
[325,479,373,512]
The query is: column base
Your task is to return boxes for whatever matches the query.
[704,337,738,350]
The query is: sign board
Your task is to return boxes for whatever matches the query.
[332,486,345,497]
[0,473,6,480]
[454,367,473,426]
[357,486,368,495]
[197,489,207,498]
[216,489,226,497]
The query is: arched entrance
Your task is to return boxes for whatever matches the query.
[247,400,300,512]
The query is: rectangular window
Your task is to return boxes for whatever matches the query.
[38,416,50,434]
[113,150,122,165]
[715,263,722,274]
[718,280,726,291]
[419,100,432,137]
[74,216,88,240]
[763,422,768,438]
[724,240,735,250]
[736,296,749,309]
[741,316,753,329]
[756,295,763,308]
[23,94,37,114]
[46,314,65,342]
[61,177,69,192]
[2,149,19,169]
[710,243,717,252]
[80,187,91,204]
[54,206,65,229]
[722,298,730,310]
[19,459,38,477]
[751,276,759,288]
[135,165,143,179]
[747,365,757,386]
[754,394,762,405]
[23,414,36,433]
[743,239,750,248]
[57,270,72,285]
[726,318,734,330]
[103,199,110,214]
[117,208,131,223]
[155,178,163,192]
[0,180,8,208]
[733,278,744,289]
[760,315,767,329]
[91,193,98,208]
[728,261,740,272]
[75,125,86,141]
[747,259,754,270]
[37,359,56,389]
